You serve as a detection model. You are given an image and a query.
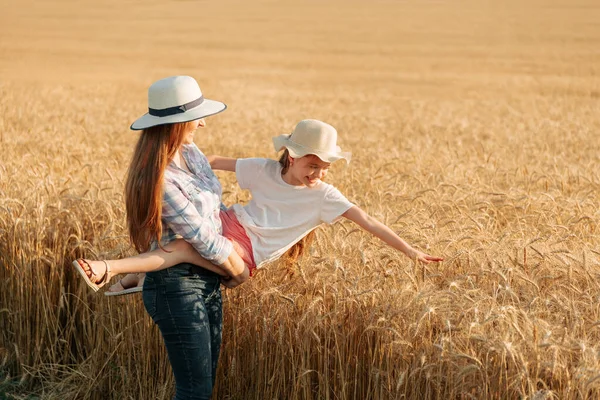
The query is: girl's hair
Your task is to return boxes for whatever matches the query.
[278,149,316,267]
[279,148,292,174]
[125,121,194,253]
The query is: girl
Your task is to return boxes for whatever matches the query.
[73,119,443,297]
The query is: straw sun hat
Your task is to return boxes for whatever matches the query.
[130,76,227,130]
[272,119,351,163]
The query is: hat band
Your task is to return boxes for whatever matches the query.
[148,96,204,117]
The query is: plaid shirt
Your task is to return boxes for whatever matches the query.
[152,143,233,265]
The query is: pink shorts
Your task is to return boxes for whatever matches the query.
[219,208,257,275]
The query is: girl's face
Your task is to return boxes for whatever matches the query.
[286,154,331,188]
[183,118,205,144]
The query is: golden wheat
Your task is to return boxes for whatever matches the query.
[1,0,599,398]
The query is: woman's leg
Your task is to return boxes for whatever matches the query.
[205,280,223,387]
[143,264,222,399]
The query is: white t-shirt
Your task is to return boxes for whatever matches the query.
[232,158,354,267]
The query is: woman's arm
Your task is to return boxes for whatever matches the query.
[342,206,443,263]
[161,180,249,283]
[206,155,237,172]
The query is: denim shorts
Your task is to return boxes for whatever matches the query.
[143,263,223,400]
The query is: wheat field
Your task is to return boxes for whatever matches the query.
[1,0,599,398]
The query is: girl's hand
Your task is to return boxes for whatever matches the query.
[342,206,443,264]
[409,249,444,263]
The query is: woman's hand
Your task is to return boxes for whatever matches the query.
[219,250,250,288]
[221,266,250,289]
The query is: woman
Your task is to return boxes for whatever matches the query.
[74,75,249,399]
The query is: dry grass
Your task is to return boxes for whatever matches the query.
[1,0,600,398]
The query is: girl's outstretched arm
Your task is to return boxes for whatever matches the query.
[342,206,443,263]
[207,155,237,171]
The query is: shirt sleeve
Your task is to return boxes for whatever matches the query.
[162,180,233,265]
[320,185,354,224]
[235,158,268,190]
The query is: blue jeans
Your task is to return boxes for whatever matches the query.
[143,263,223,400]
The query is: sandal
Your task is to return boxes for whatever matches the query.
[104,274,144,297]
[71,259,111,292]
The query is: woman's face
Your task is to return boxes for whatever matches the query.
[183,118,206,144]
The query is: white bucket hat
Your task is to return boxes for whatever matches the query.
[130,76,227,130]
[272,119,351,163]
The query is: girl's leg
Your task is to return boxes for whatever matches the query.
[106,273,146,293]
[74,239,229,289]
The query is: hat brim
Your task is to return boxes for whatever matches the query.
[130,98,227,130]
[272,134,351,163]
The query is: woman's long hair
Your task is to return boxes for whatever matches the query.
[125,122,194,253]
[279,149,316,266]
